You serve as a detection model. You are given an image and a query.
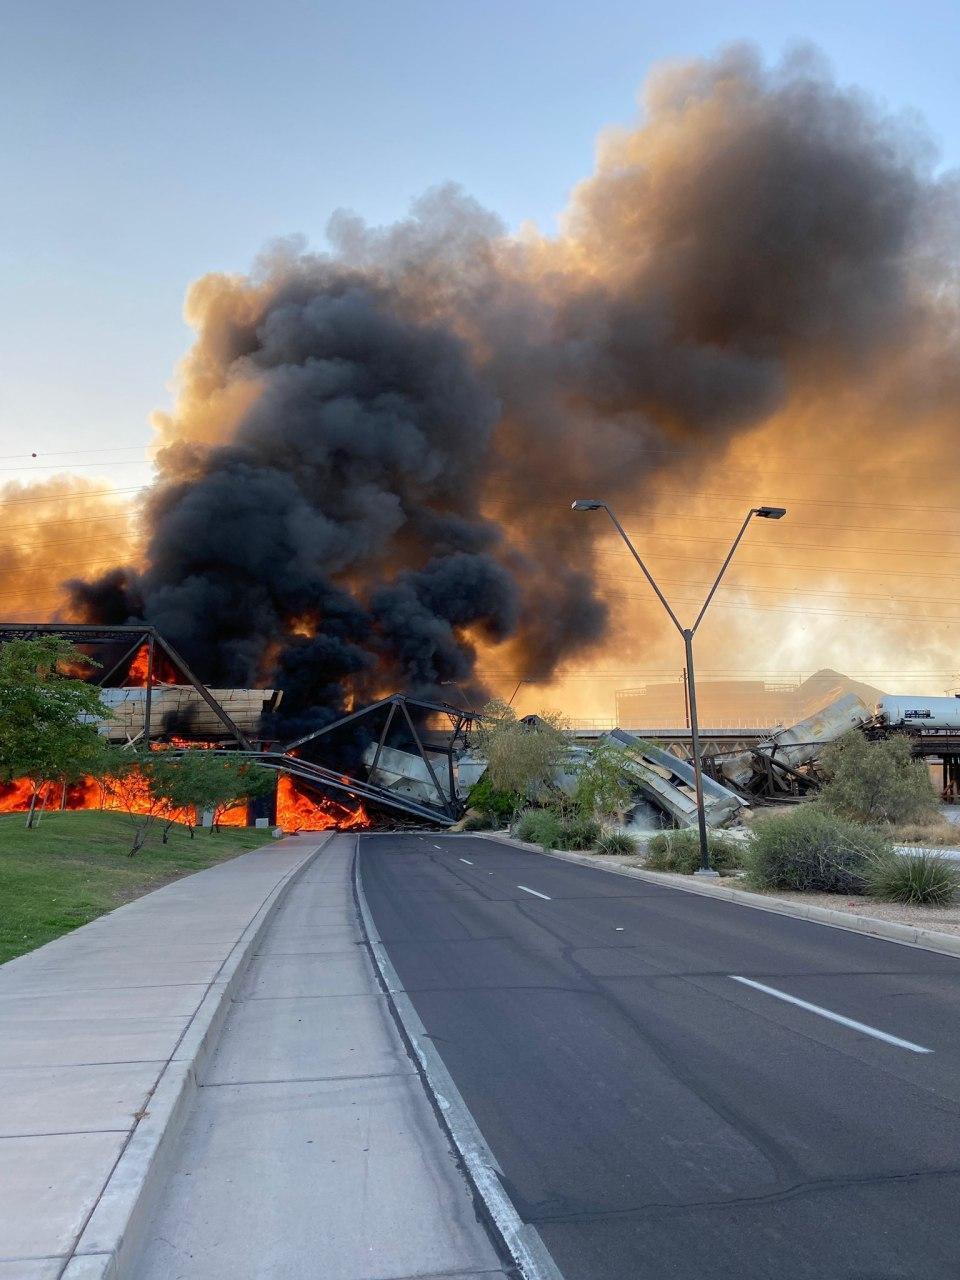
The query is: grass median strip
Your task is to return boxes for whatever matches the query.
[730,975,933,1054]
[0,810,270,963]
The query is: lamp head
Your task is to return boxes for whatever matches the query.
[571,499,605,511]
[754,506,787,520]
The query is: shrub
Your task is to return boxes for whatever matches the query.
[646,828,743,875]
[743,805,892,894]
[595,831,638,856]
[474,702,568,801]
[572,743,636,824]
[514,808,562,849]
[864,849,960,905]
[466,776,521,824]
[558,816,601,850]
[819,732,938,825]
[460,808,493,831]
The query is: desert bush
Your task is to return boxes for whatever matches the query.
[466,776,521,824]
[558,816,601,850]
[475,702,568,803]
[460,808,493,831]
[864,849,960,905]
[819,732,938,825]
[595,831,638,856]
[513,808,562,849]
[743,805,891,894]
[572,743,636,824]
[646,828,743,874]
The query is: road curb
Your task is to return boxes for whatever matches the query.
[483,833,960,960]
[353,837,566,1280]
[65,834,334,1280]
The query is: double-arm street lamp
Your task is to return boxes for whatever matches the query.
[572,499,787,876]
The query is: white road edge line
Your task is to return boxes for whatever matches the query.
[517,885,551,901]
[459,858,474,865]
[353,837,566,1280]
[730,975,933,1054]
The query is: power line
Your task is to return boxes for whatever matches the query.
[0,459,150,473]
[589,571,953,609]
[520,487,960,517]
[0,446,148,460]
[0,485,145,508]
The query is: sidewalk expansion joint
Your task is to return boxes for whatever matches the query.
[200,1069,415,1088]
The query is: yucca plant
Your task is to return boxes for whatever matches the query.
[647,828,743,875]
[513,807,562,849]
[865,849,960,906]
[595,831,638,856]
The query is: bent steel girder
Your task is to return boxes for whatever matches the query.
[236,751,458,826]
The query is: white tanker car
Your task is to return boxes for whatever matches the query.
[876,695,960,732]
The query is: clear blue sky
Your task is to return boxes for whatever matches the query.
[2,0,959,485]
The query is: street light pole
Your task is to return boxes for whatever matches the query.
[571,499,786,876]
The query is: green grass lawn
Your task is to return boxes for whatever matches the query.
[0,810,272,964]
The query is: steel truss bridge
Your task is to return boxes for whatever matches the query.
[0,625,473,827]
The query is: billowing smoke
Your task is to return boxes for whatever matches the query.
[64,45,960,726]
[0,479,136,621]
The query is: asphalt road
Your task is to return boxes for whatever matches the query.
[358,833,960,1280]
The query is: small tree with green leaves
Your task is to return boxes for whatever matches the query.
[819,731,938,826]
[204,756,274,832]
[145,751,275,839]
[573,742,636,826]
[147,751,210,841]
[0,637,107,828]
[474,701,569,808]
[99,747,174,856]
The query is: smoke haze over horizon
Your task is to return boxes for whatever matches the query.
[6,44,960,723]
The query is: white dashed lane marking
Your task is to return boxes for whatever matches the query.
[730,975,933,1054]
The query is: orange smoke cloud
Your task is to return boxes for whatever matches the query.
[0,476,140,621]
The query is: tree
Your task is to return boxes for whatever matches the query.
[818,730,938,825]
[151,751,273,835]
[0,637,107,828]
[102,750,276,854]
[573,742,636,826]
[144,750,208,842]
[99,747,174,855]
[473,701,569,806]
[207,757,274,831]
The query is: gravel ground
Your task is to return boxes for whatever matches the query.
[587,854,960,938]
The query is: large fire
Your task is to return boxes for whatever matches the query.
[0,765,368,832]
[0,766,247,826]
[276,773,369,831]
[125,644,179,686]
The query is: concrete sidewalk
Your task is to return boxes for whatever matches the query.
[132,834,507,1280]
[0,834,325,1280]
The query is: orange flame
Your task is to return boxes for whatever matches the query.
[125,644,179,687]
[0,770,240,826]
[276,774,369,832]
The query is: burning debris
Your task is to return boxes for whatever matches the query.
[275,774,369,831]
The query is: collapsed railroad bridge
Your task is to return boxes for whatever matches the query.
[4,626,959,833]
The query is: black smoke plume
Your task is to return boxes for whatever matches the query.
[70,46,959,729]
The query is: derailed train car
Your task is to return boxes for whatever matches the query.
[876,695,960,732]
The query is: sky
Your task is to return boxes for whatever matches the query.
[1,0,959,492]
